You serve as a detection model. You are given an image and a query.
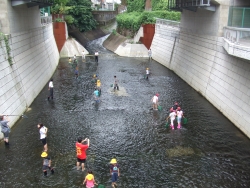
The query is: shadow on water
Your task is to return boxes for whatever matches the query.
[0,35,250,187]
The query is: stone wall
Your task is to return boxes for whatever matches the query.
[151,21,250,137]
[0,2,59,139]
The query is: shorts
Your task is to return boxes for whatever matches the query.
[41,138,47,145]
[111,172,118,182]
[77,158,86,163]
[42,165,50,171]
[177,117,182,123]
[3,131,10,138]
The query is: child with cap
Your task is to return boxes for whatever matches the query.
[83,170,97,188]
[41,152,54,176]
[110,158,120,188]
[96,79,101,96]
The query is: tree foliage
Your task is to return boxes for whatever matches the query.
[126,0,146,12]
[152,0,169,11]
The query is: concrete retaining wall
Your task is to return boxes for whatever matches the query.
[0,1,59,139]
[151,23,250,138]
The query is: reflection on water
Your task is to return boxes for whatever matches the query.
[0,36,250,187]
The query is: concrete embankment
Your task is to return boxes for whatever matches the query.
[151,22,250,137]
[0,24,59,138]
[103,33,149,57]
[60,38,89,58]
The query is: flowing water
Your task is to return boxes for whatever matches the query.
[0,35,250,188]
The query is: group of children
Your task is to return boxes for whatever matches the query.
[82,158,120,188]
[166,102,185,129]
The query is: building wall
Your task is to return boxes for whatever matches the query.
[151,15,250,137]
[0,2,59,138]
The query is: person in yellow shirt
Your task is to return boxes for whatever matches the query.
[96,79,101,96]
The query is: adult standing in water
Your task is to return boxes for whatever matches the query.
[48,79,54,100]
[0,115,10,145]
[113,76,119,91]
[151,93,159,110]
[82,50,85,61]
[37,123,48,152]
[76,137,89,171]
[94,51,99,63]
[148,48,152,60]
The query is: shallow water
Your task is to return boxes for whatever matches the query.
[0,35,250,188]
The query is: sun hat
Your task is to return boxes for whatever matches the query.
[110,158,117,164]
[41,152,48,157]
[86,174,94,180]
[146,68,149,70]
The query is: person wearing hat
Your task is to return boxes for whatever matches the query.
[83,170,97,188]
[41,152,54,176]
[151,93,159,110]
[96,79,101,96]
[166,109,177,130]
[145,68,150,80]
[76,137,89,171]
[110,158,120,188]
[0,115,10,145]
[176,107,184,129]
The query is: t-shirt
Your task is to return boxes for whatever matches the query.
[146,70,149,75]
[1,120,9,133]
[169,111,176,120]
[177,110,183,118]
[148,50,152,56]
[114,78,118,85]
[152,96,158,103]
[96,82,101,87]
[49,81,53,88]
[40,126,47,139]
[94,90,99,97]
[75,70,78,74]
[110,164,119,173]
[95,52,99,56]
[76,142,88,159]
[43,156,51,166]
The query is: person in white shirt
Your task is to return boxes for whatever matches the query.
[37,123,48,152]
[148,49,152,60]
[94,51,99,62]
[166,109,176,130]
[82,50,85,60]
[151,93,159,110]
[146,68,150,80]
[176,107,184,129]
[48,79,54,100]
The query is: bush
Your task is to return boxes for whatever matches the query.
[116,10,180,32]
[64,15,74,24]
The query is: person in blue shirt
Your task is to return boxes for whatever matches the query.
[93,88,100,102]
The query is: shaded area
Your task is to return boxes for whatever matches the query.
[0,36,250,188]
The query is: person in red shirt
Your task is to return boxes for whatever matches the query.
[76,137,89,171]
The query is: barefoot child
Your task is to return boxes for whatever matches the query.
[83,170,97,188]
[166,109,176,130]
[41,152,54,176]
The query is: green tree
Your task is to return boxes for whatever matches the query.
[67,0,97,32]
[126,0,145,12]
[152,0,169,11]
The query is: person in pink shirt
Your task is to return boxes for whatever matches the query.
[83,170,97,188]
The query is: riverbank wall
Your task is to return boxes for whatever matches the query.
[151,13,250,137]
[0,3,59,139]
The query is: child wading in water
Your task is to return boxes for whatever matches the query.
[166,109,176,130]
[41,152,54,176]
[83,170,97,188]
[110,158,120,188]
[75,67,79,79]
[146,68,150,80]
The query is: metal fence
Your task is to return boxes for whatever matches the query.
[41,16,52,25]
[224,26,250,46]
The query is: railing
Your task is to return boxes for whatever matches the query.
[156,18,180,29]
[223,26,250,60]
[41,16,52,25]
[224,26,250,46]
